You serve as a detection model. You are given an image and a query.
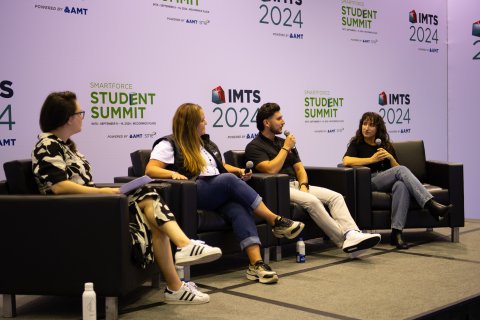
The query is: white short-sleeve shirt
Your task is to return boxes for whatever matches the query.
[150,140,220,176]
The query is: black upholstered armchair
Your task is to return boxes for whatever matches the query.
[114,149,280,263]
[353,140,464,241]
[224,150,356,259]
[0,160,170,320]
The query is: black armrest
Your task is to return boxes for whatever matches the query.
[426,161,464,226]
[150,179,198,238]
[353,166,373,229]
[247,173,279,213]
[0,194,140,296]
[305,166,355,213]
[0,180,7,194]
[114,176,136,183]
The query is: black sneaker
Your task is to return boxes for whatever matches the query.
[272,217,304,239]
[246,261,278,284]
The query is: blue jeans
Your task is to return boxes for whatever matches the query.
[196,173,262,250]
[371,165,433,230]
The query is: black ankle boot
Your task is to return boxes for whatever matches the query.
[425,199,452,221]
[390,229,409,249]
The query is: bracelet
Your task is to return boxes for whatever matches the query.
[299,182,309,190]
[281,147,289,153]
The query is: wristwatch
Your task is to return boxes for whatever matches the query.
[299,182,309,190]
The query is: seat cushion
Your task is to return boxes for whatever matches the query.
[372,185,450,210]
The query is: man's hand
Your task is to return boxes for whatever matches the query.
[283,134,296,151]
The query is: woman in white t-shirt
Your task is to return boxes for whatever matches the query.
[146,103,305,284]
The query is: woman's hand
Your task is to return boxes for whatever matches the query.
[99,187,121,194]
[370,148,393,163]
[239,168,252,181]
[171,171,188,180]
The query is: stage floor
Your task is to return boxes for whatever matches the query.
[2,219,480,320]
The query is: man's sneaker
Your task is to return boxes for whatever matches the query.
[246,260,279,284]
[342,231,381,253]
[272,217,305,239]
[175,240,222,266]
[164,281,210,304]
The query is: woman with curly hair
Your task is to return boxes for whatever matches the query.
[343,112,451,249]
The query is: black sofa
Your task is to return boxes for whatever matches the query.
[224,150,356,259]
[353,140,464,241]
[114,149,283,265]
[0,160,172,320]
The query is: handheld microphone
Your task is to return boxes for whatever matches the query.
[245,161,253,174]
[375,138,385,170]
[284,130,298,155]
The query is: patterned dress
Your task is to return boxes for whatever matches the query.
[32,133,176,268]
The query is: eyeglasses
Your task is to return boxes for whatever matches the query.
[73,111,85,119]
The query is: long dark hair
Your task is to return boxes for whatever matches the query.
[39,91,78,151]
[348,112,393,149]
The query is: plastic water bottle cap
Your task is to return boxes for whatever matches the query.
[299,237,303,241]
[84,282,94,290]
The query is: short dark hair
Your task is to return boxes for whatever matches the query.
[39,91,77,132]
[256,102,280,131]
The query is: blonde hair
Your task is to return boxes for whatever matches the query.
[172,103,206,175]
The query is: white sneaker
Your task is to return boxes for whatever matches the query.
[175,239,222,266]
[342,231,381,254]
[246,261,279,284]
[164,281,210,304]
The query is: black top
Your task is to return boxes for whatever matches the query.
[32,133,94,194]
[344,140,398,173]
[245,133,301,180]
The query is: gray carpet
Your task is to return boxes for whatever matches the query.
[2,219,480,320]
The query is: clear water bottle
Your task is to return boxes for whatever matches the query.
[296,237,306,263]
[82,282,96,320]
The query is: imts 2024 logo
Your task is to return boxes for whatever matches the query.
[212,86,260,104]
[378,91,411,128]
[378,91,410,106]
[409,10,438,25]
[408,9,439,48]
[210,85,261,130]
[473,20,480,37]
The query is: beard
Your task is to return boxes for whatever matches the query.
[269,126,282,135]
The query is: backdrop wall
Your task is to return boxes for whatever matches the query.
[1,0,474,218]
[447,0,480,219]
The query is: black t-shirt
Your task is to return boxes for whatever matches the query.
[344,140,398,173]
[245,133,301,180]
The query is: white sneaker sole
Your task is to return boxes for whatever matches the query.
[165,297,210,304]
[273,222,305,239]
[175,249,222,266]
[246,272,279,284]
[343,234,381,253]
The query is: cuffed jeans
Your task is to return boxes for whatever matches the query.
[290,181,358,247]
[196,173,262,250]
[371,165,433,230]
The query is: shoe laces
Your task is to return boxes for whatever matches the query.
[275,217,292,228]
[254,261,272,271]
[191,239,210,247]
[184,281,201,294]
